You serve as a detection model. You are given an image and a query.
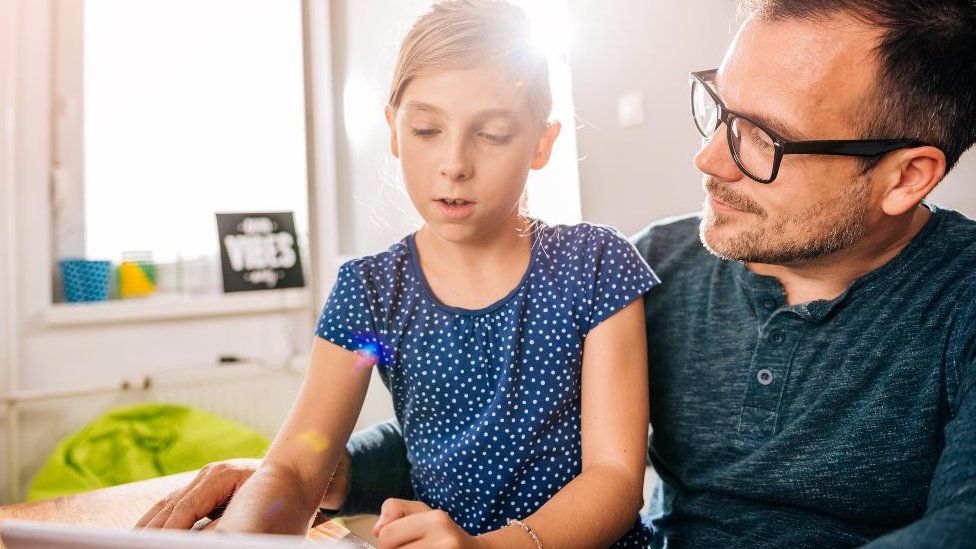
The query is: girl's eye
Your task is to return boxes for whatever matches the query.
[479,132,511,145]
[411,128,440,138]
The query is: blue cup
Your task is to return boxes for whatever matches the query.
[59,259,112,303]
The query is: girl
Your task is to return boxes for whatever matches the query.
[215,1,657,546]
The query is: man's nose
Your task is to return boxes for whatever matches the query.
[694,125,742,182]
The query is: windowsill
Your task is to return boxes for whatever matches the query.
[45,287,310,327]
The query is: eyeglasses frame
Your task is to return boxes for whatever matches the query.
[690,69,930,184]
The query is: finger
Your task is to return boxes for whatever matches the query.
[141,463,221,529]
[161,466,249,529]
[144,500,178,529]
[373,499,409,538]
[160,490,221,530]
[377,510,451,549]
[135,465,214,528]
[373,498,432,538]
[134,498,168,529]
[398,542,437,549]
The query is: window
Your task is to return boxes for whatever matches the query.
[53,0,309,301]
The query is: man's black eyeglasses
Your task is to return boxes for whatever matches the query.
[690,69,929,184]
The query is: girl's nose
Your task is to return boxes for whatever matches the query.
[439,139,474,182]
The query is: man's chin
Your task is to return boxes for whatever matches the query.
[699,222,742,262]
[698,216,765,263]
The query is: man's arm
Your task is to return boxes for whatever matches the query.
[861,336,976,548]
[329,418,413,516]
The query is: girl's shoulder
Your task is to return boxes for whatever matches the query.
[534,221,635,264]
[336,236,414,288]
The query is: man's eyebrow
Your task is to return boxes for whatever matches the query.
[745,110,805,141]
[713,77,805,140]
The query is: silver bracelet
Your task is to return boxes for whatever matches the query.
[506,518,543,549]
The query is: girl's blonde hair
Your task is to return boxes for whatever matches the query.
[388,0,552,125]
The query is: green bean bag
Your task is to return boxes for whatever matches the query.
[27,402,269,502]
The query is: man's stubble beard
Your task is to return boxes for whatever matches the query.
[699,174,872,265]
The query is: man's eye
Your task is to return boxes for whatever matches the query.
[750,129,774,151]
[412,128,440,138]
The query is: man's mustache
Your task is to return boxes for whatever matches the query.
[703,176,765,216]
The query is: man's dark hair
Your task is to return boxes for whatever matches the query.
[741,0,976,174]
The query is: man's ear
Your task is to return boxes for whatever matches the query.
[876,145,946,216]
[385,106,399,158]
[530,121,562,170]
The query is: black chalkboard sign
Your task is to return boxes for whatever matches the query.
[216,212,305,293]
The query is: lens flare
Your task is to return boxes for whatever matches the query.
[298,430,330,454]
[351,332,390,372]
[263,499,285,518]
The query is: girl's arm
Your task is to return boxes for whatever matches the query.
[376,299,650,548]
[214,337,373,535]
[480,298,650,548]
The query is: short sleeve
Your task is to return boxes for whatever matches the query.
[582,227,660,335]
[315,261,387,365]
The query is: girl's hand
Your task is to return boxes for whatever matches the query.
[374,498,484,549]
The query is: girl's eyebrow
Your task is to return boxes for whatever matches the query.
[477,108,518,121]
[406,101,443,113]
[405,101,518,121]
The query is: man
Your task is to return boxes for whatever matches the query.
[138,0,976,546]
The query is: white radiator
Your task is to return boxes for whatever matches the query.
[1,362,304,505]
[140,363,304,438]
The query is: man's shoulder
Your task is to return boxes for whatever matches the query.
[925,207,976,291]
[932,206,976,256]
[630,213,715,276]
[931,205,976,293]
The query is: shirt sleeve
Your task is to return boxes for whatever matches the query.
[859,307,976,547]
[582,226,660,336]
[314,261,389,366]
[324,418,414,516]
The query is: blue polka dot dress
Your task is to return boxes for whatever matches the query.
[316,222,659,547]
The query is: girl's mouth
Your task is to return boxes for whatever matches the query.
[435,198,476,218]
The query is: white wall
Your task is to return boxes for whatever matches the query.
[931,161,976,217]
[330,0,429,257]
[567,0,976,235]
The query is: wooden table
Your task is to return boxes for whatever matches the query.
[0,471,372,548]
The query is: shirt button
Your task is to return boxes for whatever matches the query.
[769,330,784,345]
[762,299,776,311]
[757,369,774,385]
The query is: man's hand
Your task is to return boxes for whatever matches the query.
[374,498,485,549]
[135,458,260,530]
[134,452,351,530]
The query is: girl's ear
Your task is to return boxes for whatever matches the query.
[531,121,562,170]
[385,106,400,158]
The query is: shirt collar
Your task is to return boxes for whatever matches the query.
[729,204,943,323]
